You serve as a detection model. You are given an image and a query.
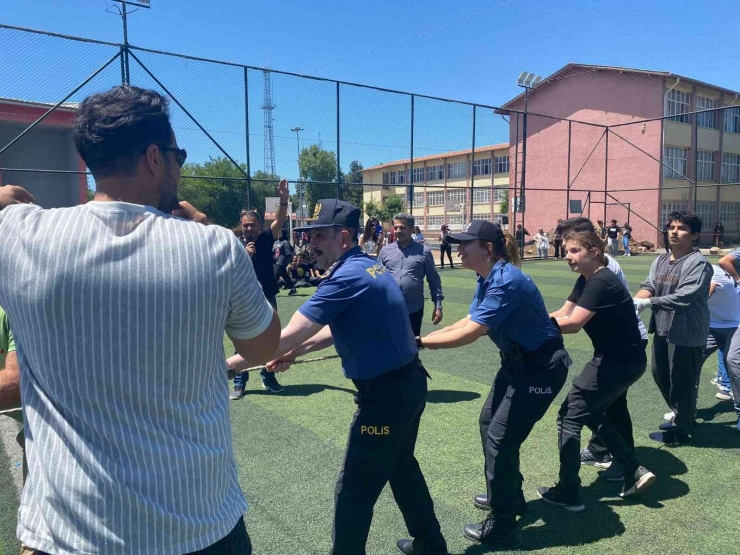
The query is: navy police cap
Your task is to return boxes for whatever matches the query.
[295,199,361,232]
[446,220,503,244]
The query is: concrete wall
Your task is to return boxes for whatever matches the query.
[0,123,84,208]
[506,70,665,244]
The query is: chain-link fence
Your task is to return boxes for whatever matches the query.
[2,24,740,260]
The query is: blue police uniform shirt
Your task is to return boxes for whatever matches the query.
[299,246,417,380]
[469,259,560,352]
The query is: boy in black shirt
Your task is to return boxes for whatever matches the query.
[539,230,655,511]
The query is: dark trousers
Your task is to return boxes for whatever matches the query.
[440,244,454,267]
[558,355,646,493]
[332,360,445,554]
[275,264,295,291]
[479,341,570,526]
[652,336,703,433]
[234,295,277,387]
[586,391,634,457]
[409,309,424,337]
[553,240,564,259]
[34,518,252,555]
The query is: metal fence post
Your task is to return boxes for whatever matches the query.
[244,67,252,209]
[470,105,476,225]
[336,81,341,199]
[409,94,415,213]
[604,129,608,225]
[566,121,571,218]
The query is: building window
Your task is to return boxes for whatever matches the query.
[414,216,425,229]
[665,89,690,123]
[427,165,444,181]
[661,201,689,225]
[696,150,716,181]
[426,215,443,230]
[472,212,490,220]
[447,161,467,179]
[490,213,505,227]
[473,158,491,176]
[396,170,406,184]
[721,153,740,183]
[495,155,510,174]
[473,188,491,204]
[411,167,425,183]
[446,214,463,229]
[446,188,466,204]
[696,96,718,129]
[427,190,444,206]
[412,191,424,207]
[382,172,389,185]
[725,106,740,134]
[720,202,740,231]
[493,187,508,202]
[664,146,688,179]
[695,201,715,229]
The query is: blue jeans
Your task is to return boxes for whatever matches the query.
[622,236,630,255]
[233,295,277,387]
[718,345,731,389]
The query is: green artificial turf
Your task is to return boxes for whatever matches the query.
[1,256,738,554]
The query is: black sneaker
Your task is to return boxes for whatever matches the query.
[598,462,624,482]
[229,386,245,401]
[536,484,585,512]
[580,447,612,468]
[463,514,522,548]
[473,492,526,516]
[262,375,285,393]
[288,289,298,296]
[620,466,656,498]
[649,430,690,445]
[395,538,448,554]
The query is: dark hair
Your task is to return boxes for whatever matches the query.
[557,216,595,235]
[74,86,172,178]
[362,220,378,243]
[668,210,702,234]
[240,209,262,227]
[563,230,607,266]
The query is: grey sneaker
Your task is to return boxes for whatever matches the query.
[620,466,656,498]
[580,447,612,468]
[716,387,733,401]
[229,387,245,401]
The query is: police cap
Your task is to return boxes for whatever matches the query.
[295,199,361,232]
[447,220,503,246]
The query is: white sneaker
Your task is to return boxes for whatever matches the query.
[664,411,675,421]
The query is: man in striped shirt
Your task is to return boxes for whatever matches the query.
[0,86,280,555]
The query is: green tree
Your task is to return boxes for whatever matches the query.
[364,200,382,221]
[499,189,509,214]
[381,194,405,223]
[299,144,341,215]
[179,156,279,228]
[86,185,95,202]
[341,160,364,209]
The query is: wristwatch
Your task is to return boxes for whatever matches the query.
[416,336,425,350]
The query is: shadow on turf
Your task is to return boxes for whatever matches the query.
[247,384,356,397]
[427,389,482,404]
[461,447,690,553]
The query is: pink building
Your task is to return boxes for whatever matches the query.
[499,64,740,245]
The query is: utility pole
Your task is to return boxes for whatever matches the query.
[110,0,150,84]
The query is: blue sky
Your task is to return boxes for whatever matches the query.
[2,0,739,182]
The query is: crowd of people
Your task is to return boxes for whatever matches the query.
[0,85,738,555]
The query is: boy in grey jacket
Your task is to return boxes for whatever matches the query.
[634,210,712,444]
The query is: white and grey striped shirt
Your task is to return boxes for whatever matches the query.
[0,201,274,555]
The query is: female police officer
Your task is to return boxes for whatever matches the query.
[418,220,571,550]
[249,199,447,555]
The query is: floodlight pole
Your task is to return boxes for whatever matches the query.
[515,71,541,256]
[291,127,304,223]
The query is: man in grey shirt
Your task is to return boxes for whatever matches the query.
[379,213,444,336]
[634,210,712,445]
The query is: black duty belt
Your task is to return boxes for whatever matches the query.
[352,356,419,390]
[500,337,564,365]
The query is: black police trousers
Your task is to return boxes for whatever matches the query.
[480,340,570,526]
[331,358,446,555]
[557,354,646,494]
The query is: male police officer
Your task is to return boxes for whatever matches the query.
[232,199,447,554]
